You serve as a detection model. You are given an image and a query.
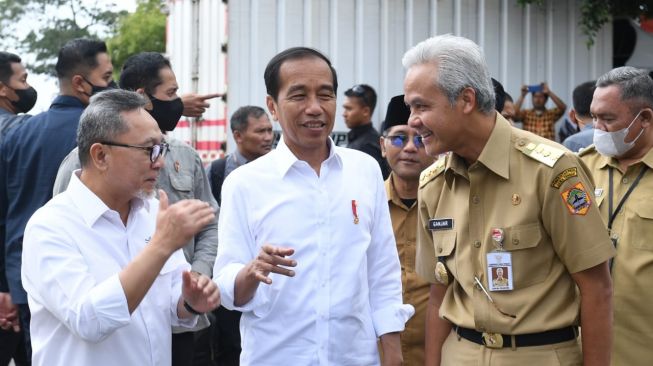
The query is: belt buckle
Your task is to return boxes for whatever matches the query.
[482,332,504,349]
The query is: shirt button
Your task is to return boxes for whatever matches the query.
[473,240,481,248]
[622,177,629,184]
[512,238,520,245]
[437,247,443,253]
[472,196,480,204]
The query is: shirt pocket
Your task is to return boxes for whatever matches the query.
[633,200,653,251]
[433,231,457,278]
[501,223,552,289]
[170,173,193,199]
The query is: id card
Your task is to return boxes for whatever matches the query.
[487,251,513,291]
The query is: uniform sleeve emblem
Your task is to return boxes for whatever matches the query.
[561,182,591,215]
[551,167,578,189]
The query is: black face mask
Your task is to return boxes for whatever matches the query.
[9,86,38,113]
[147,94,184,132]
[82,77,117,96]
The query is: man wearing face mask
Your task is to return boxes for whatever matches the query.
[52,52,219,366]
[0,38,114,363]
[579,67,653,366]
[0,50,32,366]
[0,52,37,142]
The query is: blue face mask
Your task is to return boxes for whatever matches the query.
[593,110,644,157]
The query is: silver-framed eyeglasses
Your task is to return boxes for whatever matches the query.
[100,141,169,162]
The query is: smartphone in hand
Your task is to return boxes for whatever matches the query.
[528,84,543,93]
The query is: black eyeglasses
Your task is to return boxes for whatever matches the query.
[385,134,424,149]
[100,141,169,162]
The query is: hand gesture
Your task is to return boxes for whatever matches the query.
[541,82,550,95]
[182,271,220,314]
[247,244,296,285]
[520,85,528,96]
[181,93,222,118]
[152,190,215,254]
[0,292,20,332]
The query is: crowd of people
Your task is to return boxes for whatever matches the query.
[0,33,652,366]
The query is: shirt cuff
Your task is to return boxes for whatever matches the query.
[88,274,131,331]
[191,261,213,278]
[372,304,415,337]
[215,263,271,314]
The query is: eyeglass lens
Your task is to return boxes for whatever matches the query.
[389,135,423,148]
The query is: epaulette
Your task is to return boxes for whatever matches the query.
[517,140,565,168]
[577,144,596,157]
[419,155,446,188]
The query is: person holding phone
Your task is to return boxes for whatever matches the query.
[514,82,567,140]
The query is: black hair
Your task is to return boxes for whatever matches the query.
[0,52,21,84]
[119,52,172,93]
[55,38,108,79]
[230,105,266,133]
[344,84,377,114]
[572,81,596,117]
[264,47,338,101]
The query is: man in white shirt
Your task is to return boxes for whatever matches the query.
[21,89,220,366]
[214,47,413,366]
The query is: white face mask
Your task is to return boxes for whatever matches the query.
[593,110,644,157]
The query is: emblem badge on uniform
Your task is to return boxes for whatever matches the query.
[561,182,592,215]
[435,261,449,285]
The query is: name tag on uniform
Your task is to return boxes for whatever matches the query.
[428,218,454,231]
[487,252,513,291]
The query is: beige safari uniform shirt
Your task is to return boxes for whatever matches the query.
[416,115,615,335]
[384,174,429,365]
[580,145,653,366]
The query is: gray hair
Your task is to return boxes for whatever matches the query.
[77,89,148,167]
[402,34,495,114]
[230,105,267,133]
[596,66,653,111]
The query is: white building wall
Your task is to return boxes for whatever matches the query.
[167,0,613,156]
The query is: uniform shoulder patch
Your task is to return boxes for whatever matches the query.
[518,141,565,168]
[561,182,592,215]
[419,156,446,188]
[551,167,578,189]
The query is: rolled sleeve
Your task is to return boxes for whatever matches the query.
[366,165,415,336]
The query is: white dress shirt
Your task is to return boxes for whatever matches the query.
[214,137,414,366]
[22,172,196,366]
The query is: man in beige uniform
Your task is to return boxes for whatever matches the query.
[579,66,653,366]
[380,95,434,364]
[403,35,616,366]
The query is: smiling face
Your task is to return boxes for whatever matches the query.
[266,56,336,160]
[404,62,464,157]
[382,125,434,181]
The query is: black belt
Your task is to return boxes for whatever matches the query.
[455,326,577,348]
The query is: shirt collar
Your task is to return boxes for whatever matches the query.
[446,114,511,180]
[50,95,86,109]
[0,107,13,116]
[594,145,653,171]
[273,135,341,177]
[68,170,150,227]
[385,173,411,210]
[233,148,250,166]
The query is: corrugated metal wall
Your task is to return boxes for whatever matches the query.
[168,0,614,156]
[229,0,612,135]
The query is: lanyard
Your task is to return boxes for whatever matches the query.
[608,165,647,231]
[607,165,647,272]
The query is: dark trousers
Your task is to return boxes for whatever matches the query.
[0,328,27,366]
[172,331,196,366]
[17,304,30,365]
[193,306,241,366]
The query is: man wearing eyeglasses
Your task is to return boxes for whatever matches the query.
[343,83,390,178]
[52,52,219,366]
[379,95,434,365]
[0,38,116,363]
[21,89,219,366]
